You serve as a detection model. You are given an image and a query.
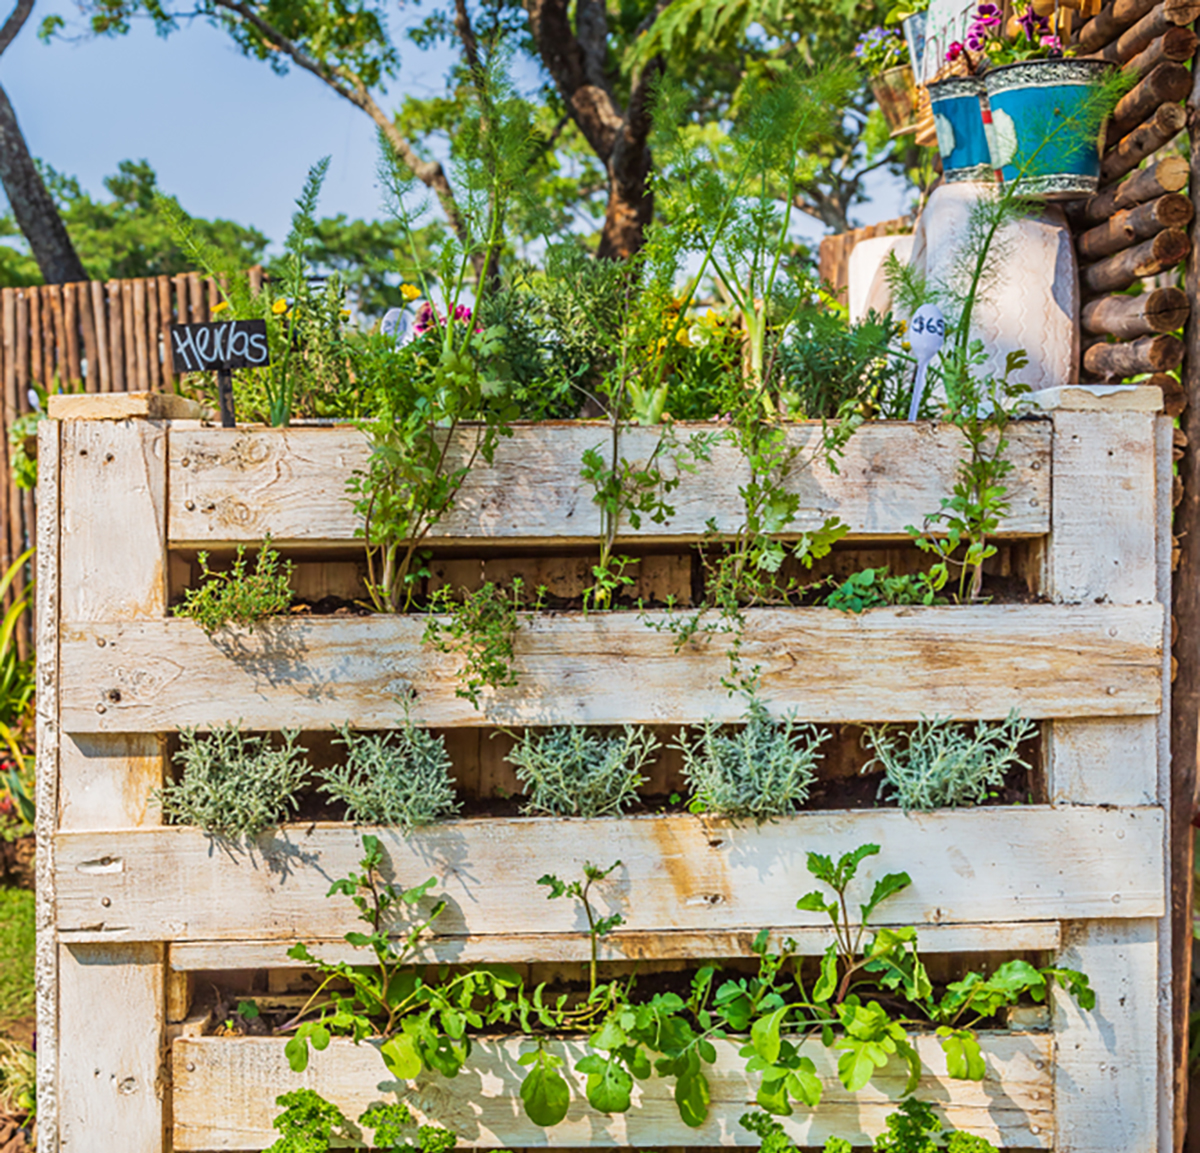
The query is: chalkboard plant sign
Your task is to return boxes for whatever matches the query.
[170,319,270,427]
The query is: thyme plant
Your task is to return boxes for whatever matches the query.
[318,723,459,832]
[173,538,294,634]
[676,699,830,820]
[506,725,660,818]
[157,725,309,837]
[864,713,1036,811]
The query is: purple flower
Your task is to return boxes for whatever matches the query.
[1016,3,1050,40]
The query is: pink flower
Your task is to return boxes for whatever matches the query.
[946,40,965,61]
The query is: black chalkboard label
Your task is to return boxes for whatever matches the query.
[170,320,271,373]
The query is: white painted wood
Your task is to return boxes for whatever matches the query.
[1155,414,1175,1153]
[1053,919,1159,1153]
[59,420,168,621]
[171,1032,1054,1151]
[53,808,1164,946]
[54,417,169,1153]
[1046,718,1159,806]
[49,392,210,421]
[1028,384,1163,412]
[168,920,1064,971]
[57,943,165,1153]
[35,419,60,1153]
[58,602,1163,732]
[1046,411,1159,606]
[166,422,1053,546]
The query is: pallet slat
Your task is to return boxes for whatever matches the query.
[166,422,1053,546]
[58,603,1162,732]
[171,1032,1054,1150]
[54,807,1165,946]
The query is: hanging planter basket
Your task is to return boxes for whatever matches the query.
[982,58,1115,199]
[872,65,920,135]
[926,76,994,183]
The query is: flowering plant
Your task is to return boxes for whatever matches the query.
[855,26,908,76]
[948,2,1065,67]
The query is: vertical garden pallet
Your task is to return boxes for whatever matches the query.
[37,388,1172,1152]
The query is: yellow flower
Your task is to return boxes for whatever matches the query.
[902,341,912,352]
[272,298,288,315]
[211,300,229,315]
[340,309,351,319]
[675,327,692,348]
[400,284,421,303]
[897,319,908,334]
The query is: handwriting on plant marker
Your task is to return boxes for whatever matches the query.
[170,320,271,373]
[906,303,946,422]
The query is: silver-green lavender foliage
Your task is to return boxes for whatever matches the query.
[506,725,660,818]
[158,725,309,837]
[319,723,460,832]
[864,712,1036,811]
[676,701,830,821]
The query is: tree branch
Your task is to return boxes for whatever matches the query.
[0,0,32,58]
[211,0,472,248]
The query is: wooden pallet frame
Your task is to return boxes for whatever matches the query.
[37,390,1173,1152]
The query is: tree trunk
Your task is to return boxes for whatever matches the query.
[0,0,87,285]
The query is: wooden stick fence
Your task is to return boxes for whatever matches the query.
[0,271,264,657]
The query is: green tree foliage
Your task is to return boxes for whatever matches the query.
[0,159,267,286]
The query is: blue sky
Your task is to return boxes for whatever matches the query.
[3,7,908,250]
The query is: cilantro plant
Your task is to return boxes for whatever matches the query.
[174,538,294,634]
[864,713,1036,811]
[157,725,309,838]
[318,722,459,832]
[275,838,1093,1132]
[676,698,830,820]
[506,725,660,819]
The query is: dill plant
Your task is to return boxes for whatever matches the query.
[864,713,1036,812]
[675,699,829,820]
[506,725,659,818]
[318,723,459,832]
[158,725,309,837]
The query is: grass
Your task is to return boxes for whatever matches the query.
[0,887,34,1033]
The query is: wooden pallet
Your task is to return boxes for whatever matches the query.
[36,389,1173,1152]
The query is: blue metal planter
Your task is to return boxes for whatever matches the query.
[983,58,1114,199]
[926,76,994,184]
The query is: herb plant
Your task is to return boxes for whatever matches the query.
[675,699,830,820]
[539,860,625,993]
[279,839,1094,1131]
[174,538,294,634]
[318,723,459,832]
[864,713,1036,811]
[267,1090,457,1153]
[825,565,948,613]
[424,578,544,708]
[158,725,309,837]
[506,725,660,818]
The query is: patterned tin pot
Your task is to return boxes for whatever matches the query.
[983,58,1115,199]
[926,76,994,184]
[872,65,919,135]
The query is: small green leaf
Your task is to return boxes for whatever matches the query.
[813,945,839,1003]
[750,1006,788,1064]
[380,1034,422,1080]
[938,1027,986,1081]
[675,1066,711,1128]
[521,1056,571,1126]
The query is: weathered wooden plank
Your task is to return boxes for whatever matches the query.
[58,603,1163,732]
[49,391,208,422]
[166,422,1053,546]
[54,807,1164,945]
[168,920,1064,971]
[1054,919,1159,1153]
[34,419,60,1149]
[171,1032,1054,1150]
[58,942,166,1152]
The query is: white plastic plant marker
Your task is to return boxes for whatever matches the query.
[907,302,946,421]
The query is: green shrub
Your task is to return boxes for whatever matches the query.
[319,723,459,832]
[676,699,829,820]
[174,538,294,634]
[158,725,309,837]
[864,712,1036,811]
[506,725,659,818]
[825,565,948,613]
